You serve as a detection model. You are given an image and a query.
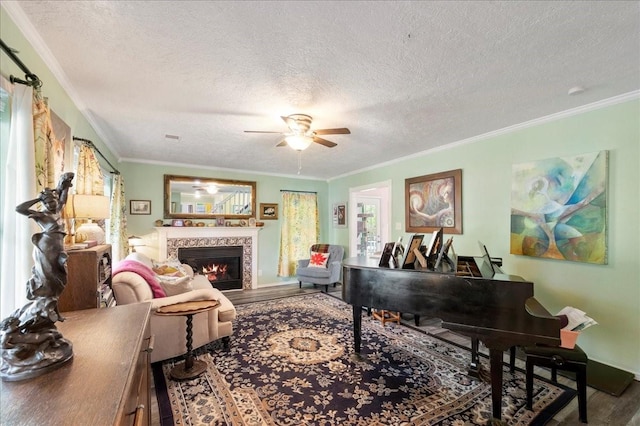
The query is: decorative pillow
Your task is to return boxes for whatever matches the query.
[152,260,190,278]
[157,276,194,297]
[308,251,330,268]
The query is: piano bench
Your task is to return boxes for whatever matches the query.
[371,309,401,326]
[524,344,588,423]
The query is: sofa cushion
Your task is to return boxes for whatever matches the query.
[308,251,330,268]
[152,260,191,277]
[158,275,193,296]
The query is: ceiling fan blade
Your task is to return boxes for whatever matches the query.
[244,130,284,134]
[313,136,337,148]
[275,139,288,147]
[313,128,351,135]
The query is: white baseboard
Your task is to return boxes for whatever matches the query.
[257,280,298,288]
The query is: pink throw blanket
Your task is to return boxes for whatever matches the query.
[113,260,166,298]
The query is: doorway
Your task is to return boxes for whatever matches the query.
[348,181,391,258]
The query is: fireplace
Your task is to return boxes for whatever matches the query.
[154,226,261,290]
[178,246,243,290]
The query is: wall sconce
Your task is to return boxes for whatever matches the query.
[65,194,110,244]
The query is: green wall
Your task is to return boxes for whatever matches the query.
[328,99,640,376]
[121,161,328,285]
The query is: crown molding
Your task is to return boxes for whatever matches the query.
[329,91,639,182]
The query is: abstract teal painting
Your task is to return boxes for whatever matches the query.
[510,151,608,264]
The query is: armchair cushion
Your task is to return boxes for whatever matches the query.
[308,251,330,268]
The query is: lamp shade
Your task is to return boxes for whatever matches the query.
[128,235,144,253]
[66,194,110,220]
[65,194,111,244]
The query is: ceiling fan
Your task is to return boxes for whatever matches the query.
[244,114,350,150]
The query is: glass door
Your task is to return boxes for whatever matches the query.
[355,197,381,257]
[349,181,391,258]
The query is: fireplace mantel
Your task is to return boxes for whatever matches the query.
[154,226,261,289]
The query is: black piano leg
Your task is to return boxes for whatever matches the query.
[468,338,481,378]
[489,348,505,422]
[352,305,362,353]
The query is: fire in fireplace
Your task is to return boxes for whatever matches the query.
[178,246,243,290]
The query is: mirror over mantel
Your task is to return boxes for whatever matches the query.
[164,174,256,219]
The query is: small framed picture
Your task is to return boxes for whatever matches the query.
[130,200,151,215]
[216,217,225,226]
[260,203,278,220]
[333,203,347,228]
[171,219,184,227]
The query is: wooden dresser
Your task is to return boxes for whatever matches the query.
[1,303,152,425]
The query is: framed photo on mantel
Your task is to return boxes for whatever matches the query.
[405,169,462,234]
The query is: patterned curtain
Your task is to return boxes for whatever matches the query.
[278,191,319,277]
[32,89,63,192]
[109,174,128,262]
[75,143,104,195]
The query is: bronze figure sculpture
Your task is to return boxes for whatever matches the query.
[1,172,75,381]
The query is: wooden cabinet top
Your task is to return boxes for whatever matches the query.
[67,244,111,256]
[1,303,151,425]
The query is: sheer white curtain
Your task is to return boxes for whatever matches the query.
[0,83,37,319]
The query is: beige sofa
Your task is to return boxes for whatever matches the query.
[111,252,236,363]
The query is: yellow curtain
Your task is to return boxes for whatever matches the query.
[75,143,104,195]
[32,90,63,192]
[278,191,319,276]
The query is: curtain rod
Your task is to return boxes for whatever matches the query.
[0,38,42,88]
[280,190,317,194]
[73,136,120,175]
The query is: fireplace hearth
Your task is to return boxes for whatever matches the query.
[178,246,243,290]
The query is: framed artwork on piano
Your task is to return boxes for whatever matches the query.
[405,169,462,234]
[400,233,424,269]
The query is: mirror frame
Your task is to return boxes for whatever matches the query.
[164,174,256,220]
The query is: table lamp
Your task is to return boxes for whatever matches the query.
[128,235,144,253]
[66,194,111,244]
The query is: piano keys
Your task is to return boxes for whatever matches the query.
[341,255,561,422]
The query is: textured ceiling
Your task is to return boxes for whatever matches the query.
[4,1,639,179]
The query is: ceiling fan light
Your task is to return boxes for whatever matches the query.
[285,135,313,151]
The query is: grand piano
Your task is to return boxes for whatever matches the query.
[342,249,561,422]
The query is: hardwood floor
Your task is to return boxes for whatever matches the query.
[150,283,640,425]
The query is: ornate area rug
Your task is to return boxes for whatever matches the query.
[153,293,575,425]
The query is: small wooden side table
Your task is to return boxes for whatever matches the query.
[155,299,220,381]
